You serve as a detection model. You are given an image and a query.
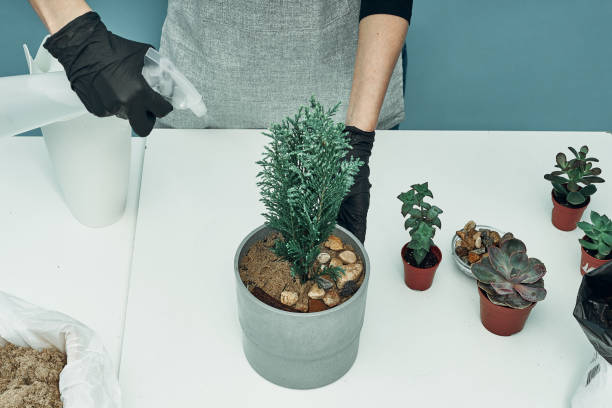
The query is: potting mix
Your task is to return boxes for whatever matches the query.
[0,343,66,408]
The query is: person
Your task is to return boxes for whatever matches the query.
[27,0,412,243]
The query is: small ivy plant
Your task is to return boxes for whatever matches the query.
[257,97,362,285]
[397,182,443,266]
[544,145,604,205]
[578,211,612,260]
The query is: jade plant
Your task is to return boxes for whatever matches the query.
[397,182,443,266]
[544,145,604,205]
[578,211,612,260]
[471,234,547,309]
[257,97,362,285]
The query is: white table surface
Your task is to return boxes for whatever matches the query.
[119,130,612,407]
[0,137,145,372]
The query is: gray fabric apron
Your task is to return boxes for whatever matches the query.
[158,0,405,130]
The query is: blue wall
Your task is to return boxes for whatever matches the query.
[2,0,611,131]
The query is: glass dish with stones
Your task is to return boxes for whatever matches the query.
[452,221,506,279]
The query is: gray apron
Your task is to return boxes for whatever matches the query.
[158,0,405,129]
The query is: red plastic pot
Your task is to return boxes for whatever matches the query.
[551,191,589,231]
[580,238,611,275]
[401,244,442,291]
[478,288,535,336]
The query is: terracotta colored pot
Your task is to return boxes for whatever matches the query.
[478,288,535,336]
[580,238,611,275]
[551,191,589,231]
[401,244,442,291]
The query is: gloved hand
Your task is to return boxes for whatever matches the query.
[337,126,375,243]
[43,12,172,136]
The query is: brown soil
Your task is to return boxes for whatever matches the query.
[0,343,66,408]
[239,232,365,313]
[403,247,439,268]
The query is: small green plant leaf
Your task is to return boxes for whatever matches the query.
[579,239,597,250]
[401,202,412,217]
[597,242,611,258]
[567,181,580,192]
[547,175,570,184]
[583,176,605,184]
[405,217,418,230]
[581,184,597,196]
[515,282,547,303]
[567,191,586,205]
[577,221,593,232]
[568,146,579,158]
[556,153,567,168]
[590,168,602,176]
[590,211,602,225]
[552,182,568,195]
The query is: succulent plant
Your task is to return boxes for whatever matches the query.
[398,182,443,266]
[471,235,547,309]
[578,211,612,260]
[544,145,604,206]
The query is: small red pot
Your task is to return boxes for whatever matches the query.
[478,288,535,336]
[551,191,589,231]
[401,244,442,291]
[580,238,611,275]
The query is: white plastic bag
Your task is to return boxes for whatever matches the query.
[571,352,612,408]
[0,291,121,408]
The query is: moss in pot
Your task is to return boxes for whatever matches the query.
[544,145,604,231]
[234,97,371,389]
[398,182,443,291]
[577,211,612,275]
[471,234,547,336]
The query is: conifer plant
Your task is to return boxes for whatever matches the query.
[257,97,362,284]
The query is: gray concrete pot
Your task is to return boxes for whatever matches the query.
[234,224,370,389]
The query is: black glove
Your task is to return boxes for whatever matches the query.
[44,12,173,136]
[337,126,375,244]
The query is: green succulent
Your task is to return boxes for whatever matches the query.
[398,182,443,266]
[578,211,612,260]
[471,235,547,309]
[544,145,604,206]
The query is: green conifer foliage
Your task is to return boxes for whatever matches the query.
[257,97,362,284]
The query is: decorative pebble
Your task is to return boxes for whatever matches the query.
[455,246,469,257]
[468,251,482,264]
[323,289,340,307]
[472,247,486,255]
[336,264,362,289]
[316,277,334,290]
[294,297,309,312]
[464,220,476,231]
[308,285,325,300]
[490,231,501,244]
[339,250,357,264]
[280,290,298,306]
[339,280,359,297]
[474,234,482,249]
[324,235,343,251]
[330,257,343,267]
[317,252,331,264]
